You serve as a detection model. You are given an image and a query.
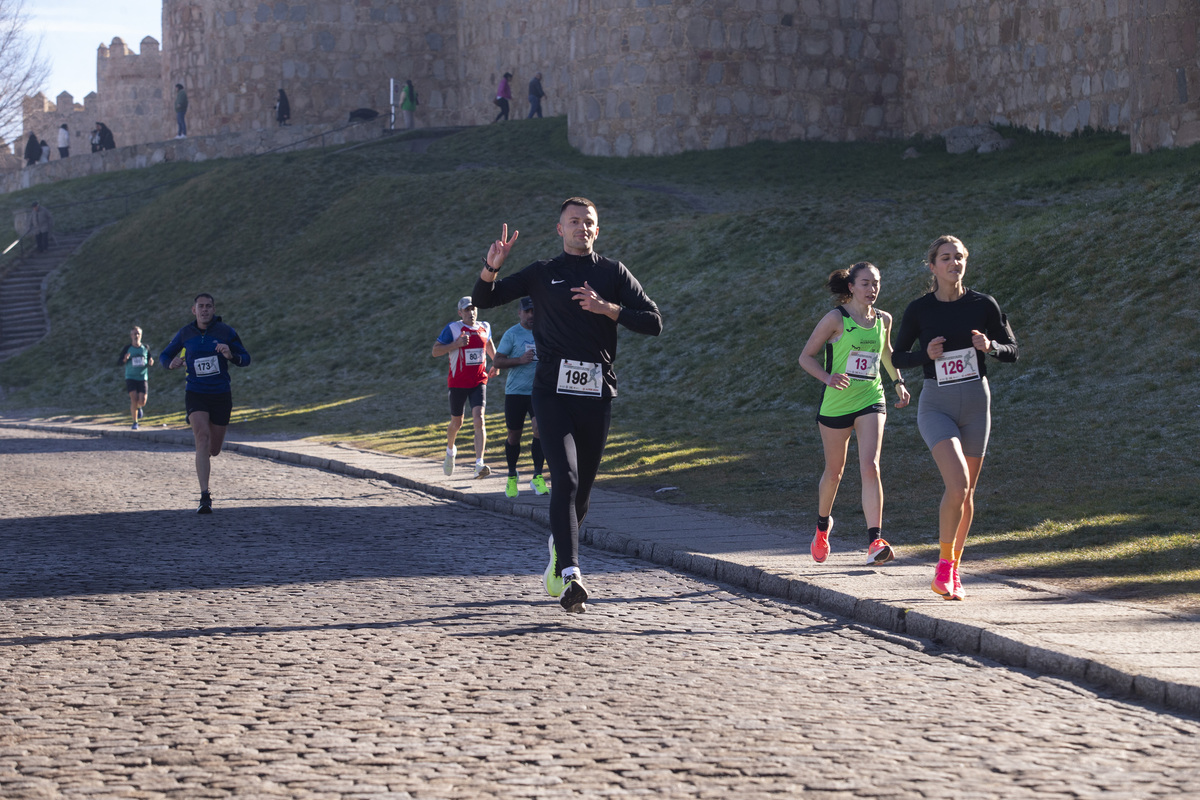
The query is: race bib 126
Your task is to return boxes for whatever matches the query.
[935,347,980,386]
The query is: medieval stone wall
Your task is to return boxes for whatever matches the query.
[1128,0,1200,152]
[162,0,462,136]
[901,0,1133,137]
[17,0,1200,163]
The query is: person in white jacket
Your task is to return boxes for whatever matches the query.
[57,124,70,158]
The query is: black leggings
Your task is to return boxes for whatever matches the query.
[531,389,611,575]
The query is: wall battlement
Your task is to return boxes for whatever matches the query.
[19,0,1200,160]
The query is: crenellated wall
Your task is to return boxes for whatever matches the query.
[18,0,1200,161]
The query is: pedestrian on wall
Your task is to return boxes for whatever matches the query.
[527,72,546,119]
[398,79,417,129]
[25,200,53,252]
[275,89,290,126]
[97,122,115,151]
[38,140,49,163]
[174,83,188,138]
[494,72,512,122]
[57,124,69,158]
[90,124,100,152]
[23,132,41,166]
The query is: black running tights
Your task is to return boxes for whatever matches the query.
[531,390,611,575]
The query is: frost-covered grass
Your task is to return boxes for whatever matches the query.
[2,118,1198,612]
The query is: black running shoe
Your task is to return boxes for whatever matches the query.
[559,574,589,614]
[197,492,213,514]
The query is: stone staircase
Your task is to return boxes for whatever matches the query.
[0,232,91,362]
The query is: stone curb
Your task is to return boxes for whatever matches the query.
[4,419,1197,718]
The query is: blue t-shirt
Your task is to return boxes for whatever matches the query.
[496,322,537,395]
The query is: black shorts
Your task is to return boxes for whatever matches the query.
[448,385,486,417]
[125,379,148,394]
[504,393,535,430]
[186,391,233,426]
[816,402,886,430]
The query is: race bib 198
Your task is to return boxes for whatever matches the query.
[556,359,602,396]
[193,354,220,377]
[845,349,880,381]
[935,347,981,386]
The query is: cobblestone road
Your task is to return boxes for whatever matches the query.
[2,428,1199,799]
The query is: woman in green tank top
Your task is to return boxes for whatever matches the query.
[798,262,910,567]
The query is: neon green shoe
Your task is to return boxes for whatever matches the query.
[543,534,564,597]
[505,475,519,498]
[530,474,549,496]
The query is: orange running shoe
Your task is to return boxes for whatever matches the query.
[810,517,832,563]
[931,558,954,598]
[866,538,895,564]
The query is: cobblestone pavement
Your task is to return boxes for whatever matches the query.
[2,428,1199,799]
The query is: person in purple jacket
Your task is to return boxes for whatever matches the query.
[160,293,251,514]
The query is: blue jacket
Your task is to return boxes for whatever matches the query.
[160,316,250,394]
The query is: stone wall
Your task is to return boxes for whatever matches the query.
[901,0,1132,137]
[0,118,389,196]
[96,37,170,146]
[1128,0,1200,152]
[18,0,1200,162]
[162,0,462,136]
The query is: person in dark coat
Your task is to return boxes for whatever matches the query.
[97,123,116,151]
[24,132,42,166]
[275,89,290,126]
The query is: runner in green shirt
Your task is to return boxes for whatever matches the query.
[798,262,909,566]
[117,326,154,430]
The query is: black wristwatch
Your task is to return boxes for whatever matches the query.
[482,256,500,274]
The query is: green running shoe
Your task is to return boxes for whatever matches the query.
[505,475,519,498]
[543,535,564,597]
[530,474,549,496]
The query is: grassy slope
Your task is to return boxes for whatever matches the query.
[2,119,1198,611]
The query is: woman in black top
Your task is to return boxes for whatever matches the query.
[892,235,1018,600]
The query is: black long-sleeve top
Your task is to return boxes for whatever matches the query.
[892,289,1018,380]
[472,251,662,398]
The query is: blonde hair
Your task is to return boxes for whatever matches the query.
[925,235,968,292]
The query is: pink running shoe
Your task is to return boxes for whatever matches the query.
[811,517,832,563]
[950,562,965,600]
[931,558,954,598]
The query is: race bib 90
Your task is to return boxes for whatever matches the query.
[935,347,980,386]
[193,355,220,376]
[557,360,602,396]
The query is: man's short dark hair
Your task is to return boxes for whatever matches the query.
[560,197,596,216]
[194,292,214,304]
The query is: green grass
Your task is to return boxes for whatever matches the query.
[3,118,1198,614]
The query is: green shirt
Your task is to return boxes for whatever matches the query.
[124,345,151,381]
[818,310,885,417]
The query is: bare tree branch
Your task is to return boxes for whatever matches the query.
[0,0,49,148]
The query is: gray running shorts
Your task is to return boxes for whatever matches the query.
[916,377,991,458]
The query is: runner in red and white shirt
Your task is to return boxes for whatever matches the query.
[432,296,498,478]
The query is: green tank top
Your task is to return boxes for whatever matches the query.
[818,308,885,417]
